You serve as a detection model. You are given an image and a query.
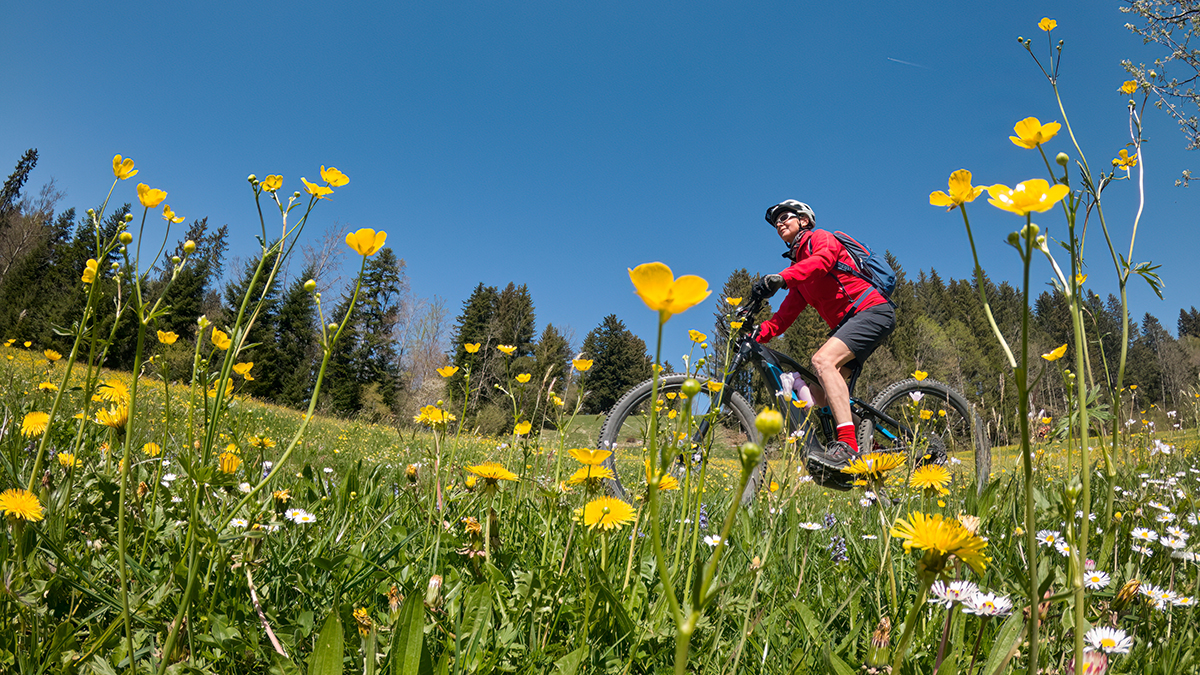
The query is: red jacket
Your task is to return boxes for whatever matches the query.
[757,228,887,343]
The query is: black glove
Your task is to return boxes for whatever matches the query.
[753,274,786,298]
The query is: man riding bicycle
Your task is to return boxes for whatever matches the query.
[753,200,896,475]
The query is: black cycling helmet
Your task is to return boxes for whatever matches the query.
[765,200,816,227]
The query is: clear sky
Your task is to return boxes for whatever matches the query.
[3,1,1196,370]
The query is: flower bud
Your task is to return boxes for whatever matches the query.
[123,213,134,223]
[425,574,444,610]
[1036,235,1046,247]
[183,240,196,254]
[755,408,783,437]
[740,441,763,469]
[314,292,321,301]
[171,256,181,265]
[198,315,210,328]
[119,232,133,244]
[86,208,95,216]
[681,378,702,397]
[111,262,120,271]
[304,279,317,293]
[696,358,706,367]
[1056,152,1069,166]
[247,174,257,183]
[328,323,338,333]
[293,191,302,198]
[1007,232,1020,246]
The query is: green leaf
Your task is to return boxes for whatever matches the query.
[389,592,426,675]
[308,607,344,675]
[982,613,1025,675]
[822,645,856,675]
[554,646,587,675]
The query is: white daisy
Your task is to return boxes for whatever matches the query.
[1161,535,1187,550]
[1035,530,1061,547]
[1132,528,1159,542]
[285,508,306,521]
[1084,626,1133,654]
[324,467,334,474]
[239,482,252,493]
[961,592,1013,617]
[292,511,317,525]
[1172,550,1197,562]
[162,473,178,482]
[1157,512,1177,523]
[1166,526,1189,540]
[171,496,184,503]
[703,534,722,547]
[1083,571,1111,590]
[1054,540,1072,557]
[862,534,878,540]
[1175,595,1197,607]
[1133,544,1154,557]
[929,580,978,608]
[859,498,874,507]
[229,518,248,528]
[799,522,824,531]
[1148,500,1169,511]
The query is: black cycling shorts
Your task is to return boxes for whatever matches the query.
[830,303,895,367]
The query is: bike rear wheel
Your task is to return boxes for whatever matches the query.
[597,374,768,505]
[858,378,991,495]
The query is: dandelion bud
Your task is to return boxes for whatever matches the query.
[755,408,783,437]
[681,378,702,397]
[304,279,317,293]
[119,232,133,245]
[425,575,444,610]
[183,240,196,254]
[247,174,257,183]
[740,441,763,469]
[1007,232,1020,246]
[1056,152,1069,166]
[405,464,419,483]
[123,213,134,223]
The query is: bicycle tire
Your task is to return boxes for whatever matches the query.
[597,374,768,505]
[858,378,991,495]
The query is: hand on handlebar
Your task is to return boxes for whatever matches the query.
[751,274,786,300]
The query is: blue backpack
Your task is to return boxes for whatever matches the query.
[831,231,897,311]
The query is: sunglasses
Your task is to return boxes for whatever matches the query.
[774,212,798,227]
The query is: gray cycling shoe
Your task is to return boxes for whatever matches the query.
[805,457,854,491]
[807,440,861,471]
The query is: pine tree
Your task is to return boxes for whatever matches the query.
[447,283,499,413]
[276,268,320,408]
[355,247,406,413]
[155,219,228,343]
[221,247,282,398]
[579,314,651,413]
[1179,306,1200,339]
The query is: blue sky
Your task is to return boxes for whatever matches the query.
[3,1,1197,369]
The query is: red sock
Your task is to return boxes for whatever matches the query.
[837,423,858,452]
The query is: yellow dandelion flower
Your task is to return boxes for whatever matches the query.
[583,497,636,531]
[142,442,162,457]
[43,349,62,361]
[566,465,614,485]
[218,451,242,474]
[38,382,57,392]
[890,511,990,574]
[97,378,129,404]
[21,411,50,437]
[57,452,81,469]
[464,462,519,492]
[909,464,951,495]
[0,488,45,521]
[842,452,906,479]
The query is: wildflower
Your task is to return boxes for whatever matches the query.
[57,452,80,468]
[1132,544,1154,556]
[919,409,933,420]
[464,342,480,353]
[292,511,317,525]
[961,592,1013,617]
[908,391,924,403]
[928,169,986,211]
[42,349,62,362]
[21,411,49,437]
[320,166,349,187]
[112,155,138,180]
[1009,117,1061,149]
[1160,535,1186,550]
[157,330,178,345]
[465,462,519,493]
[464,475,477,491]
[232,362,254,378]
[1036,530,1061,546]
[497,344,516,355]
[1175,596,1197,607]
[345,228,386,256]
[910,465,951,494]
[843,452,905,480]
[515,373,531,383]
[730,321,744,329]
[891,511,990,574]
[688,330,707,343]
[628,262,711,322]
[218,452,242,474]
[300,177,333,199]
[261,175,282,192]
[769,481,779,492]
[413,404,455,427]
[1113,149,1138,169]
[249,435,276,449]
[95,404,129,430]
[1054,540,1072,557]
[1083,571,1111,590]
[549,393,564,406]
[230,518,248,528]
[137,183,167,209]
[583,497,636,531]
[569,448,611,465]
[513,420,532,436]
[211,329,232,351]
[1041,344,1068,361]
[566,465,614,486]
[142,442,162,457]
[799,522,824,531]
[1156,511,1176,523]
[1166,526,1189,540]
[1041,416,1053,425]
[406,465,419,483]
[436,365,458,378]
[0,488,45,521]
[912,370,928,381]
[1085,626,1133,654]
[929,580,979,608]
[1038,17,1056,31]
[81,259,98,283]
[703,534,723,547]
[987,179,1071,216]
[273,489,291,503]
[162,204,185,223]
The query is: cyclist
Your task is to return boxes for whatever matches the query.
[754,200,896,475]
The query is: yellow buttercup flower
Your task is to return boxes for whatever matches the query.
[515,373,531,383]
[157,330,178,345]
[301,177,333,200]
[910,464,951,495]
[513,420,532,436]
[43,349,61,361]
[137,183,167,209]
[583,496,636,531]
[688,330,707,343]
[436,365,459,378]
[643,460,680,491]
[1120,80,1138,95]
[142,442,162,457]
[320,166,349,187]
[919,409,933,420]
[726,297,742,307]
[912,370,928,381]
[261,175,283,192]
[497,344,517,356]
[891,511,990,574]
[1038,17,1056,32]
[707,381,723,392]
[628,262,711,322]
[112,155,138,180]
[569,448,612,465]
[21,411,50,437]
[1113,149,1138,169]
[0,488,44,522]
[218,451,242,474]
[572,358,593,372]
[413,404,456,427]
[730,321,744,330]
[986,179,1070,216]
[82,259,98,284]
[211,329,232,351]
[1041,343,1068,361]
[769,481,779,492]
[929,169,986,211]
[1040,416,1052,425]
[1075,273,1087,286]
[550,393,565,406]
[1009,117,1062,149]
[233,362,254,380]
[345,228,387,256]
[161,204,185,223]
[464,343,481,353]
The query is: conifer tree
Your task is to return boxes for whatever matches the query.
[276,268,320,407]
[579,314,651,413]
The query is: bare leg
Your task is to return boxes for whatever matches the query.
[810,337,857,427]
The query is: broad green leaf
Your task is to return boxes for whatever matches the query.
[822,645,856,675]
[390,592,426,675]
[554,647,587,675]
[982,613,1025,675]
[308,608,344,675]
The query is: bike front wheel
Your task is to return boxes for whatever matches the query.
[596,374,768,505]
[858,378,991,495]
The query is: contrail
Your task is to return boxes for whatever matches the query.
[887,57,930,69]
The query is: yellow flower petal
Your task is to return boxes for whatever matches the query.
[1009,117,1061,150]
[986,179,1070,216]
[1041,343,1068,361]
[112,155,137,180]
[437,365,459,378]
[301,177,334,200]
[320,165,350,187]
[1038,17,1056,32]
[137,183,167,209]
[261,175,283,192]
[345,228,386,256]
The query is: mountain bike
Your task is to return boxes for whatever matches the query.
[597,286,991,504]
